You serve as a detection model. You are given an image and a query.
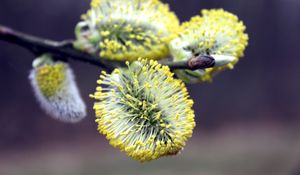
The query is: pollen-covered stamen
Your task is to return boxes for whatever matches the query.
[35,63,66,97]
[97,21,165,57]
[91,59,195,161]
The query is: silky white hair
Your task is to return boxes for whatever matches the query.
[29,64,86,123]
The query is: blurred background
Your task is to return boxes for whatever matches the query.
[0,0,300,175]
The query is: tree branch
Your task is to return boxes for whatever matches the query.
[0,24,215,71]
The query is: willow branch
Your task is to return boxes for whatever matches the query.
[0,24,215,71]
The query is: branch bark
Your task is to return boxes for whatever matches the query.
[0,24,215,71]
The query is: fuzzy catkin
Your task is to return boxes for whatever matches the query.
[91,59,195,161]
[169,9,249,83]
[29,61,86,123]
[74,0,180,61]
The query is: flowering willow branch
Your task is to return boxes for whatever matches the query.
[0,24,215,71]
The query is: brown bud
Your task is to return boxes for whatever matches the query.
[188,55,215,70]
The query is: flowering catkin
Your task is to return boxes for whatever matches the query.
[74,0,179,61]
[169,9,249,83]
[29,55,86,123]
[91,59,195,161]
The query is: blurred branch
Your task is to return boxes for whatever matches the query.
[0,24,215,71]
[0,25,118,71]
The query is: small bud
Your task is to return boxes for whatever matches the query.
[32,53,54,68]
[29,55,86,123]
[188,55,215,70]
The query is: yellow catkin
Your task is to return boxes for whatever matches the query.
[75,0,180,61]
[169,9,249,83]
[91,59,195,161]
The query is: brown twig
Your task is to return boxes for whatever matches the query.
[0,24,215,71]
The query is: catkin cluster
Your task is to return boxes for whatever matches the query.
[30,0,249,162]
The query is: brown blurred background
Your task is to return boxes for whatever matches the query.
[0,0,300,175]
